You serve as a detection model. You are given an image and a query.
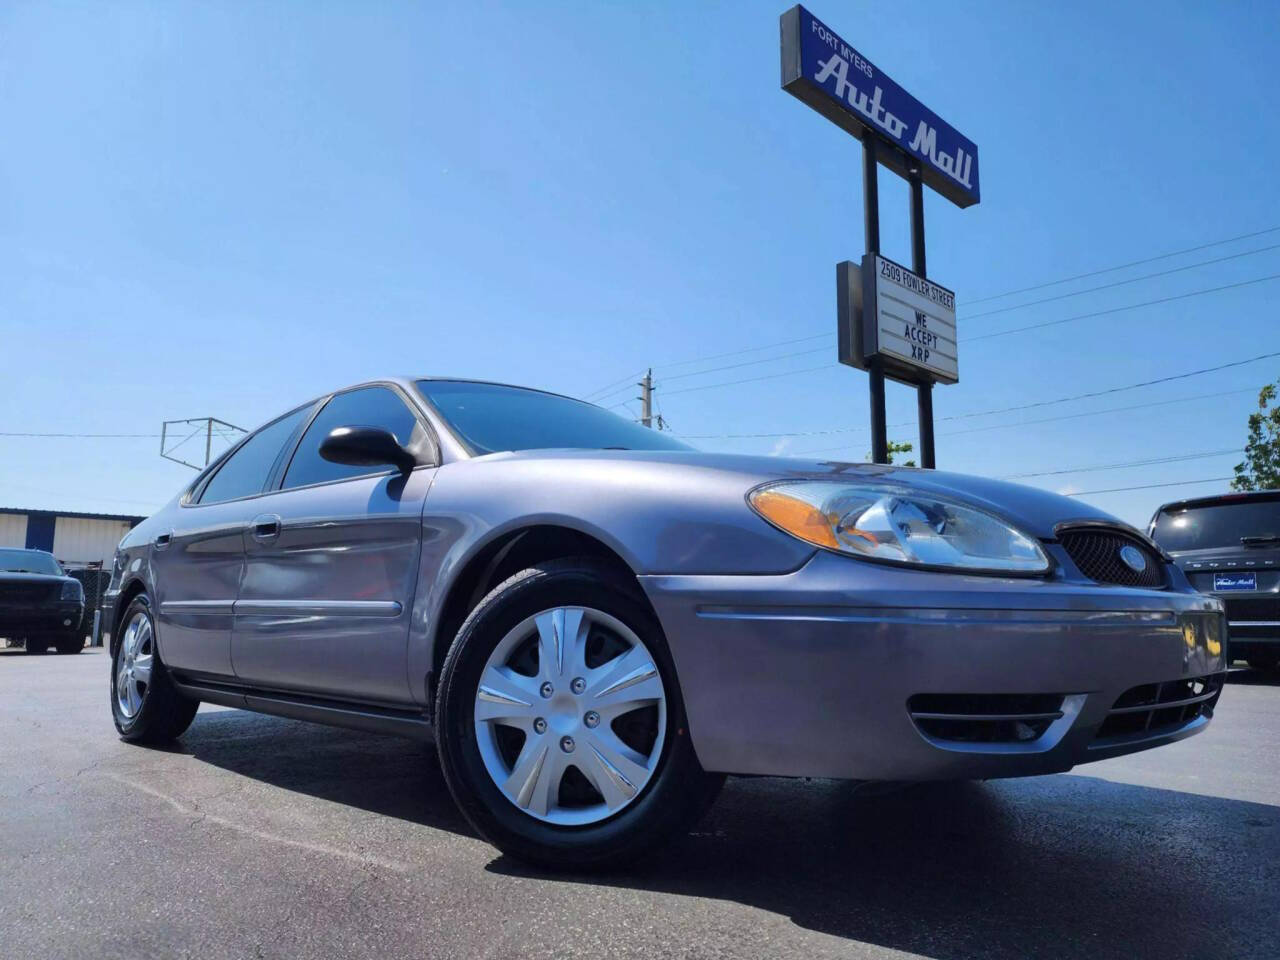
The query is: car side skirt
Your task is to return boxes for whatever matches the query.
[171,676,434,741]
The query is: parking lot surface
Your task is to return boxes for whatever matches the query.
[1,648,1277,960]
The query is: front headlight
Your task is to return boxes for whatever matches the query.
[748,480,1050,574]
[61,580,84,601]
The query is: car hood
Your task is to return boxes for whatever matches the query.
[0,572,75,586]
[471,449,1127,540]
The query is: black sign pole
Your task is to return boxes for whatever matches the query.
[863,133,888,464]
[908,164,936,469]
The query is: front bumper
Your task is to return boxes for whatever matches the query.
[0,602,85,638]
[641,552,1227,780]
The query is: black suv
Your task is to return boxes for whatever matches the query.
[0,548,86,654]
[1150,490,1280,672]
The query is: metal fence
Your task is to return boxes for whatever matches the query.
[63,561,110,647]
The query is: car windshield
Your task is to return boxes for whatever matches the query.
[0,549,63,575]
[416,380,693,455]
[1151,497,1280,552]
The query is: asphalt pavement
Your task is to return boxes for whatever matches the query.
[2,647,1277,960]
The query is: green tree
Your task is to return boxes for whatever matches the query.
[1233,382,1280,491]
[866,440,916,467]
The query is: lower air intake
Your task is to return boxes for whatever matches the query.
[908,693,1067,745]
[1094,674,1224,742]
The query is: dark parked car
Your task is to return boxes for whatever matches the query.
[0,548,86,654]
[1151,490,1280,671]
[105,378,1227,868]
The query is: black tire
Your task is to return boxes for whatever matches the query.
[1247,655,1279,672]
[55,633,83,655]
[26,636,48,654]
[111,594,199,744]
[435,558,724,871]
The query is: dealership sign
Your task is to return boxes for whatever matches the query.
[780,5,980,207]
[838,255,958,384]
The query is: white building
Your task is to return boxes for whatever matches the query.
[0,507,142,568]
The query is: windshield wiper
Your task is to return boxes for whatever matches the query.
[1241,535,1280,547]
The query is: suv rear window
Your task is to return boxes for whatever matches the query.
[1151,497,1280,551]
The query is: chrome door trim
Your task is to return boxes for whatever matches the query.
[160,600,236,616]
[233,599,403,618]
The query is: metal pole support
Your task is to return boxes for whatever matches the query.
[864,134,888,464]
[908,164,936,469]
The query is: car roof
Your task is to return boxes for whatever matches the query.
[1154,488,1280,513]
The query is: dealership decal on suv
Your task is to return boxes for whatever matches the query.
[1214,572,1258,592]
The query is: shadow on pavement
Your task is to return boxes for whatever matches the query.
[176,707,474,837]
[494,775,1280,959]
[177,707,1279,960]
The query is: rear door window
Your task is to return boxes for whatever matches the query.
[198,407,311,504]
[281,386,422,490]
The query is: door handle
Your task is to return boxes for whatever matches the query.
[155,532,172,551]
[251,515,282,542]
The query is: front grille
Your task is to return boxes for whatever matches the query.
[1094,674,1224,742]
[908,693,1067,744]
[1222,596,1280,621]
[0,581,60,604]
[1059,527,1166,588]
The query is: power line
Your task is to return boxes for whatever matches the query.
[656,333,830,371]
[681,352,1278,440]
[963,243,1280,321]
[1000,448,1240,480]
[660,366,829,399]
[793,387,1257,455]
[581,334,831,401]
[583,371,644,402]
[646,270,1280,397]
[964,225,1280,305]
[582,226,1280,402]
[939,351,1279,420]
[660,345,828,383]
[1067,477,1233,497]
[965,273,1280,343]
[0,431,160,438]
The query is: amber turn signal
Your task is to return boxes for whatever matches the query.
[748,489,840,549]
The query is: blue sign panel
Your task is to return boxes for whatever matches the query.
[1214,572,1257,592]
[780,6,980,208]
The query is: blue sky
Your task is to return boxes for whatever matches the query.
[2,0,1278,527]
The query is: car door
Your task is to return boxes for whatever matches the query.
[231,384,436,705]
[152,405,313,678]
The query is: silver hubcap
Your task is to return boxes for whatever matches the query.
[115,611,154,719]
[473,606,667,826]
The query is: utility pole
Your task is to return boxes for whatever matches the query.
[638,369,653,428]
[160,417,245,470]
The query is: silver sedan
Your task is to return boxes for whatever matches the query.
[105,378,1227,868]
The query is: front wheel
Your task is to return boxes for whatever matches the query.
[111,595,199,744]
[435,559,723,870]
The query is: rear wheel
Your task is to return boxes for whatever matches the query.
[436,559,723,870]
[111,595,199,744]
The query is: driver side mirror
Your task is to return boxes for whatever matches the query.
[319,425,417,473]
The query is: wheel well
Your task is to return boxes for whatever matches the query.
[428,525,643,702]
[111,579,148,656]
